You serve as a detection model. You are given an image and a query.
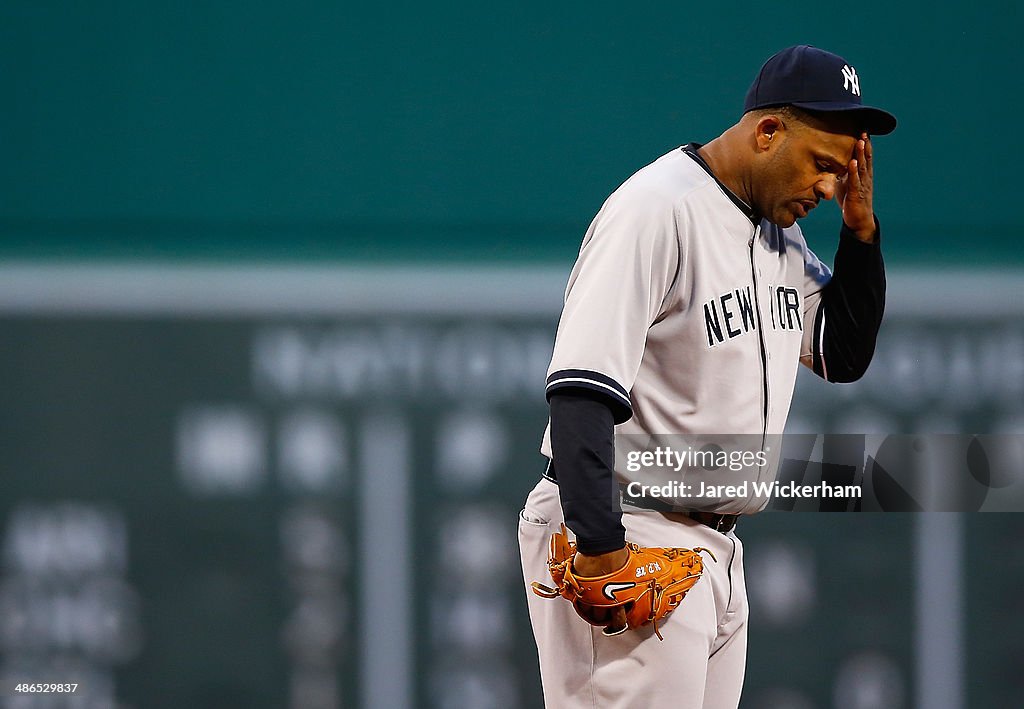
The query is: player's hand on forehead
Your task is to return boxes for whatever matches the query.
[837,132,875,241]
[851,132,871,165]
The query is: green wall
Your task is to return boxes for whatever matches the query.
[1,1,1020,263]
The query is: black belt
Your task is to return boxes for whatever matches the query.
[542,460,739,535]
[619,489,739,534]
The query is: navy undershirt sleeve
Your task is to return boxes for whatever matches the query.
[548,391,626,555]
[812,218,886,382]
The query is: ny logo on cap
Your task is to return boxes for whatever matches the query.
[841,64,861,97]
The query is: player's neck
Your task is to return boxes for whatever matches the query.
[697,132,755,213]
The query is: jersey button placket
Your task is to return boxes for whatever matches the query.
[748,226,769,448]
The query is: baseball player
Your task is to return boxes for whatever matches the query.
[518,45,896,708]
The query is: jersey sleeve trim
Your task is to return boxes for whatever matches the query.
[545,369,633,424]
[811,306,829,381]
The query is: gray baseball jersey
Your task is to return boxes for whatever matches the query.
[539,145,833,513]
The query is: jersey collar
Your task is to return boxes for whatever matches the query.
[680,143,759,226]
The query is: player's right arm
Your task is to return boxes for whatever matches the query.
[545,179,680,560]
[548,390,631,628]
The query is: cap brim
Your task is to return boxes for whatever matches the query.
[791,101,897,135]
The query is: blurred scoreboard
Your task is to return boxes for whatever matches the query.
[0,310,554,708]
[0,265,1021,709]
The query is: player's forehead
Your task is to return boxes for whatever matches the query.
[797,123,857,163]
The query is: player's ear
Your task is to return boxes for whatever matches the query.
[755,115,784,151]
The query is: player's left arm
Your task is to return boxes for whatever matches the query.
[800,134,886,382]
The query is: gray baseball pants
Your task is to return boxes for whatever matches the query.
[519,478,748,708]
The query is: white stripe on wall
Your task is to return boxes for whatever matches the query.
[915,514,965,709]
[359,415,412,709]
[0,264,1020,316]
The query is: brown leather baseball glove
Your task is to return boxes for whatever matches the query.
[531,523,715,640]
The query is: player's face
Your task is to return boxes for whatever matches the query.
[757,124,858,228]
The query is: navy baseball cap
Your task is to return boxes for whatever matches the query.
[744,45,897,135]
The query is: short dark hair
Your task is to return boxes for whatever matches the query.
[747,104,862,136]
